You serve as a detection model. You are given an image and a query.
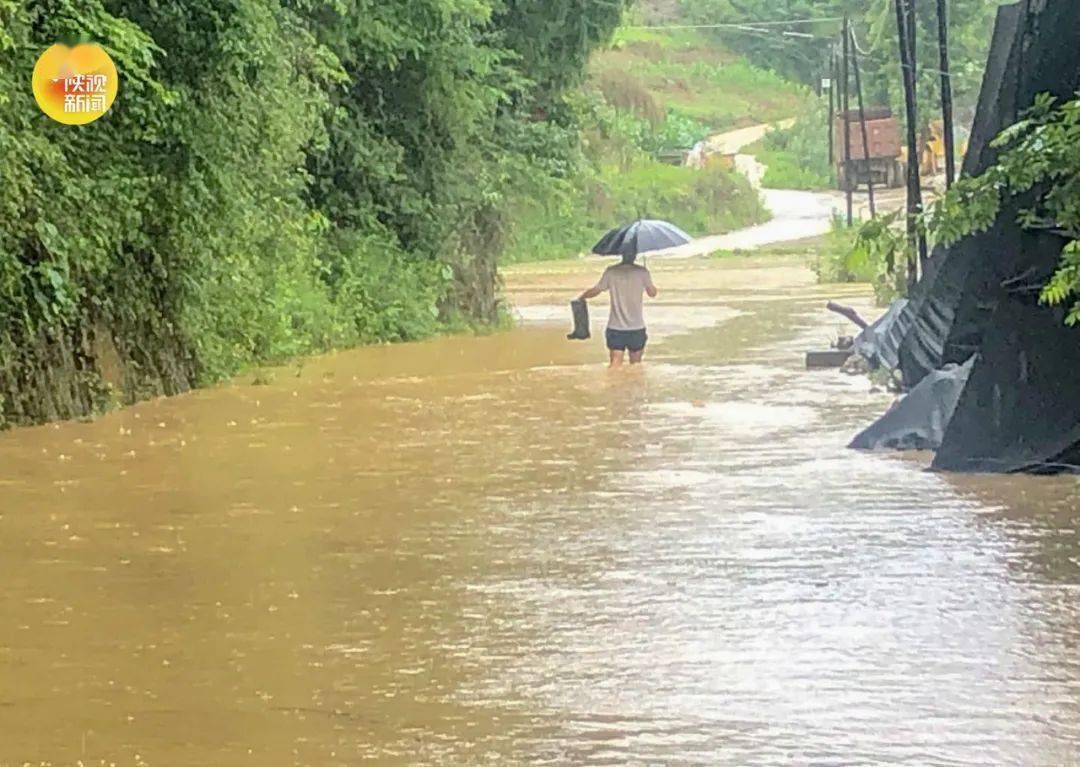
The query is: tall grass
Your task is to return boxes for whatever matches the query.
[591,31,806,131]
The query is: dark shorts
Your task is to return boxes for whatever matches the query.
[606,328,648,353]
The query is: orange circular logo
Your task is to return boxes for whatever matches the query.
[32,43,119,125]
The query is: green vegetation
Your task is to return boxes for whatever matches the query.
[920,95,1080,324]
[677,0,1002,121]
[831,95,1080,319]
[610,163,766,234]
[746,104,834,190]
[592,26,807,132]
[813,218,861,281]
[0,0,626,426]
[813,215,906,304]
[503,161,767,264]
[502,9,786,265]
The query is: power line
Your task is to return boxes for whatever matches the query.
[628,16,955,76]
[849,28,874,57]
[851,27,954,78]
[626,17,844,31]
[630,24,833,42]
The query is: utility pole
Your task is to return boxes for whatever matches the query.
[936,0,956,186]
[895,0,927,286]
[842,16,853,227]
[850,25,876,219]
[828,48,836,166]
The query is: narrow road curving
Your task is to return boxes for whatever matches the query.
[654,121,897,258]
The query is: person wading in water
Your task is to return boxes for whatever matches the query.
[577,253,658,366]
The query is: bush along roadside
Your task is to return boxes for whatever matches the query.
[501,159,768,264]
[813,214,909,306]
[0,0,627,428]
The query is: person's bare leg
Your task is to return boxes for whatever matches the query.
[609,350,625,367]
[629,349,645,365]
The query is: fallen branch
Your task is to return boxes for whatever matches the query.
[826,301,870,330]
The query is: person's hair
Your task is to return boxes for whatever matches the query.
[620,253,637,265]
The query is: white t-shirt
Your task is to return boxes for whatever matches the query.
[593,264,655,331]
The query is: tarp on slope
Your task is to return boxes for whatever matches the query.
[892,1,1080,389]
[897,222,1067,388]
[879,0,1080,474]
[934,296,1080,474]
[850,357,974,452]
[853,299,909,371]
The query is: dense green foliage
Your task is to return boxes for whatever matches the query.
[502,160,767,263]
[814,212,906,304]
[0,0,625,424]
[921,95,1080,324]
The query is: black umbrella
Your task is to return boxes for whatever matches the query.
[592,219,693,258]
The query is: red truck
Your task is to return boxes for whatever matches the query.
[834,107,905,190]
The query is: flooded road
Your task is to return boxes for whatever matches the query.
[3,254,1080,765]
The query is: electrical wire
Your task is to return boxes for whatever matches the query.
[631,24,833,41]
[625,17,844,31]
[850,27,874,57]
[627,15,954,78]
[850,26,954,78]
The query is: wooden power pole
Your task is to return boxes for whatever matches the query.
[895,0,927,285]
[850,25,877,219]
[936,0,956,186]
[828,48,836,165]
[842,16,853,227]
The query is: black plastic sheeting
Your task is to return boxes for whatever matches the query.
[863,0,1080,474]
[871,3,1017,388]
[897,220,1069,389]
[850,357,974,452]
[853,299,909,371]
[894,0,1060,388]
[934,296,1080,474]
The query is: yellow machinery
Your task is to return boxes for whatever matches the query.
[920,120,968,178]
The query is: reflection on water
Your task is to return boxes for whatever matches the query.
[1,255,1079,765]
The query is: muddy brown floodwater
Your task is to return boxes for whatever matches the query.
[2,254,1080,766]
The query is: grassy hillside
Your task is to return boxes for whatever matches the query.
[501,20,786,263]
[584,18,830,192]
[590,27,809,137]
[501,7,821,264]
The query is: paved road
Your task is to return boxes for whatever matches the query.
[655,122,905,258]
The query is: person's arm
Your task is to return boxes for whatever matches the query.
[644,269,658,299]
[578,270,609,301]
